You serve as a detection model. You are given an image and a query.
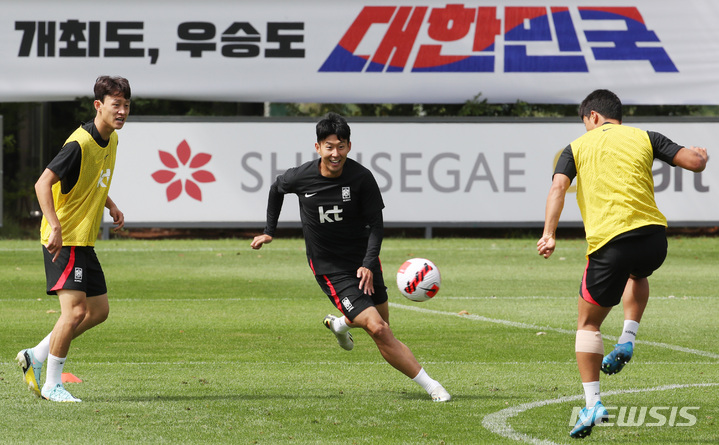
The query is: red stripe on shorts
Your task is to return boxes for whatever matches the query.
[323,275,345,315]
[580,259,601,306]
[51,246,76,291]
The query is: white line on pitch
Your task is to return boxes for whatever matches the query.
[2,360,715,367]
[441,296,711,300]
[390,302,719,360]
[481,382,719,445]
[0,296,711,303]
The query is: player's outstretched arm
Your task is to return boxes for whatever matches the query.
[250,234,273,250]
[252,179,284,250]
[673,146,708,172]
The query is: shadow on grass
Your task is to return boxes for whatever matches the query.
[97,390,513,403]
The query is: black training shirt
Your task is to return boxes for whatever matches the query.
[263,158,385,275]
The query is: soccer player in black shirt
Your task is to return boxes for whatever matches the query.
[251,113,450,402]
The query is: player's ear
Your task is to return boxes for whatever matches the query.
[314,142,321,154]
[94,99,103,112]
[347,141,352,153]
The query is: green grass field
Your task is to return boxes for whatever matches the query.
[1,237,717,444]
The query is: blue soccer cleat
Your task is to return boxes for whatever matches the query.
[570,401,608,439]
[16,349,43,397]
[601,342,634,375]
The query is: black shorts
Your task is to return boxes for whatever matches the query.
[43,246,107,297]
[580,226,667,307]
[315,270,388,322]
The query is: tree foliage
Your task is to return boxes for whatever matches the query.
[0,95,716,234]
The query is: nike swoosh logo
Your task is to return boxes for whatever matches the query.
[304,193,317,198]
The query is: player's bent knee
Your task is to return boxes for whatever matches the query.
[575,330,604,354]
[92,310,109,325]
[69,307,89,324]
[366,320,392,339]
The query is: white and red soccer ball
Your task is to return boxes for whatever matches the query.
[396,258,441,302]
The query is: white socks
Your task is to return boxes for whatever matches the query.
[579,321,638,408]
[578,321,638,409]
[582,381,601,408]
[33,333,52,363]
[332,316,350,334]
[412,368,441,394]
[44,353,66,390]
[617,320,639,346]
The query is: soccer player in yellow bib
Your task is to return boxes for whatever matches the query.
[16,76,130,402]
[537,89,707,438]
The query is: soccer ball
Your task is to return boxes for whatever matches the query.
[396,258,441,302]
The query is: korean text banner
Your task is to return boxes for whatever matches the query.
[2,0,719,104]
[104,119,718,228]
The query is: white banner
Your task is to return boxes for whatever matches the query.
[2,0,719,104]
[104,119,718,228]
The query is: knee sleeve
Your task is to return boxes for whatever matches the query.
[575,330,604,354]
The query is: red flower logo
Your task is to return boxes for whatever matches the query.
[151,140,216,202]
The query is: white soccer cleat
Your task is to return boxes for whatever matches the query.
[323,314,354,351]
[430,385,451,402]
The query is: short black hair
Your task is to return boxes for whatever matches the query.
[578,89,622,121]
[94,75,131,102]
[316,112,350,143]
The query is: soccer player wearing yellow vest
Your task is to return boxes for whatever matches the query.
[537,90,707,438]
[16,76,130,402]
[537,89,707,438]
